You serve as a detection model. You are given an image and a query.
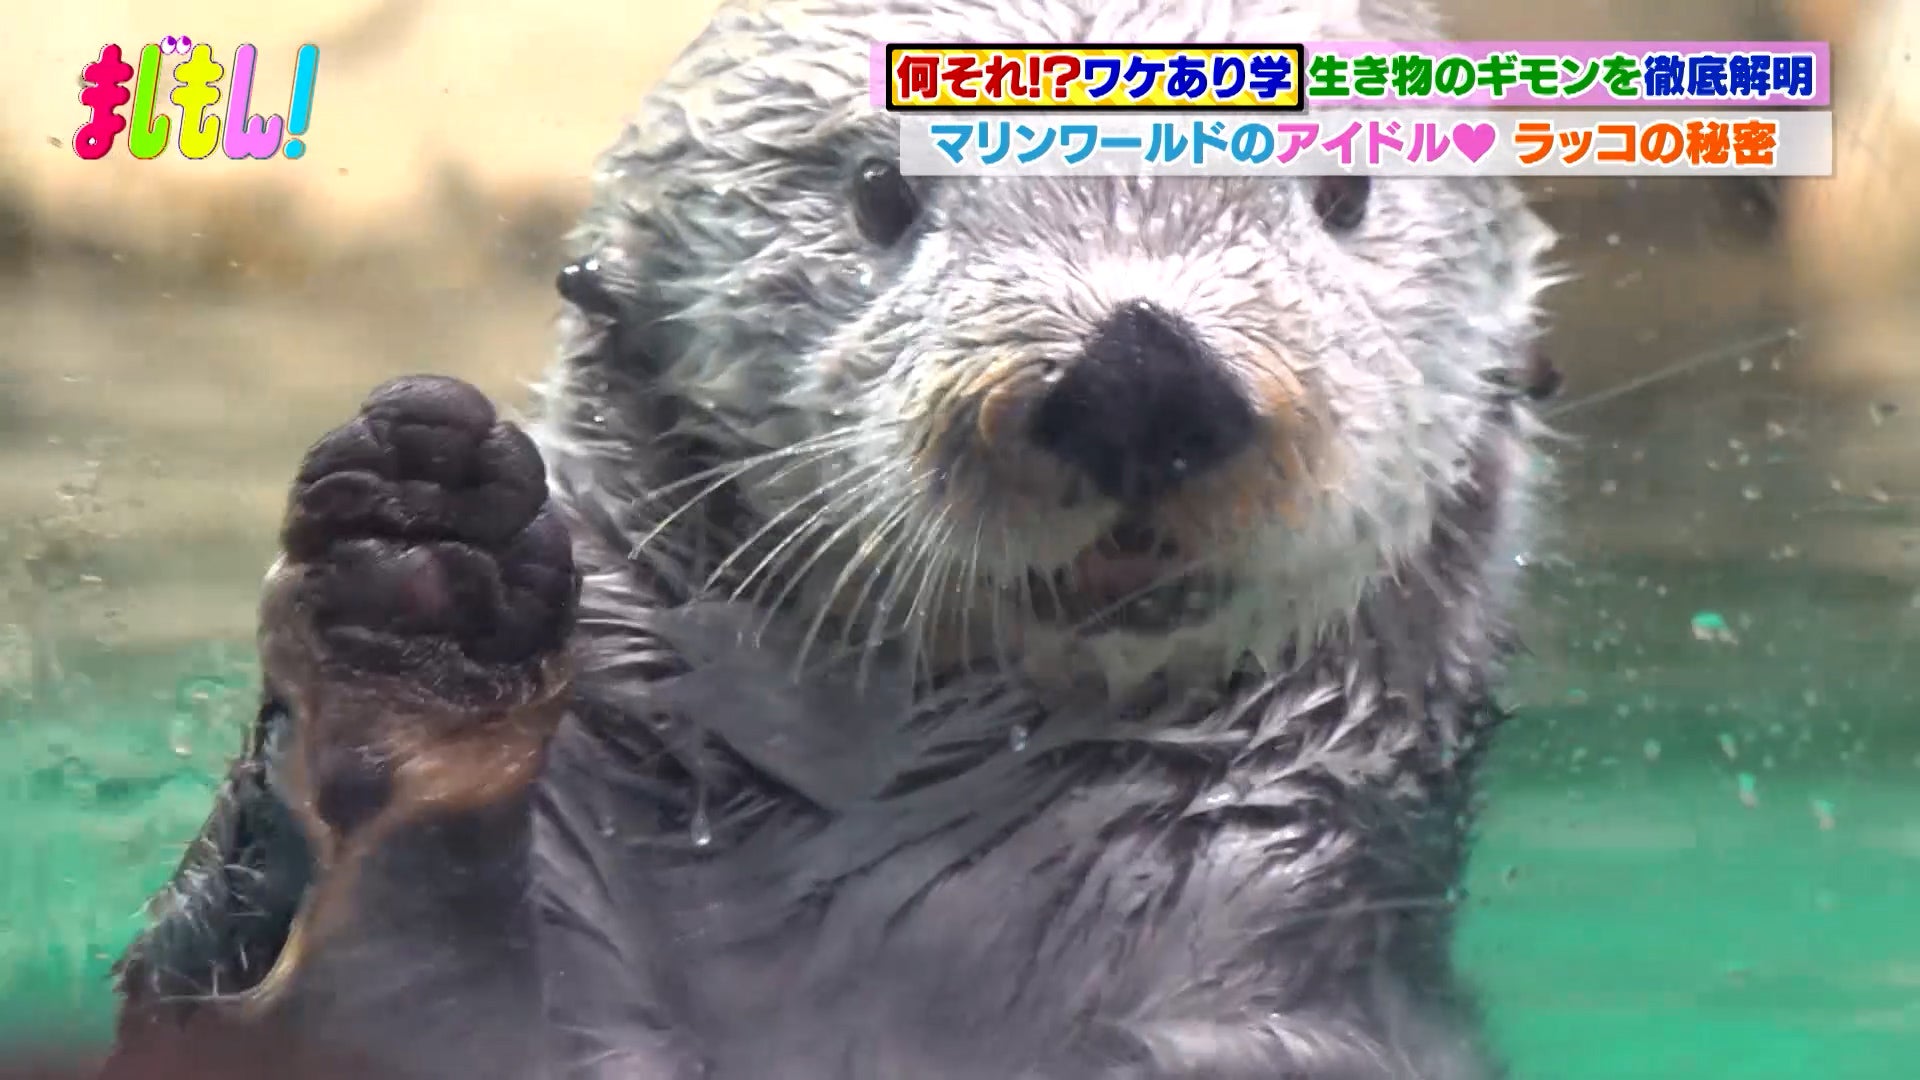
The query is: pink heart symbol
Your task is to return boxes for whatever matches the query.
[1451,122,1496,163]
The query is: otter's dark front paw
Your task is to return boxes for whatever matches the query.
[280,375,574,696]
[258,373,579,870]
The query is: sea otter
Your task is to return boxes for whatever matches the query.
[105,1,1559,1077]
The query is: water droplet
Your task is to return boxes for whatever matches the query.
[1737,772,1759,808]
[1643,738,1662,763]
[1719,732,1740,761]
[1008,724,1030,752]
[1741,484,1762,501]
[167,715,195,758]
[689,786,713,848]
[1811,798,1836,830]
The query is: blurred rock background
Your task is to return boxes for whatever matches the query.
[1,0,1916,680]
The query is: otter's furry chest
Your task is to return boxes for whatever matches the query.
[529,619,1498,1080]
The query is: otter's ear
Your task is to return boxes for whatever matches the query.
[1481,348,1561,403]
[1522,349,1563,401]
[552,239,680,378]
[556,256,622,319]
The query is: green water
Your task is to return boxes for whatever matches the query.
[2,618,1915,1078]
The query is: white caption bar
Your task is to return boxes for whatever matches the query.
[899,109,1832,177]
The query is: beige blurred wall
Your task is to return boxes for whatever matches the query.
[1784,0,1920,393]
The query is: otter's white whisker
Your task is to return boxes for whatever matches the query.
[703,452,893,594]
[632,422,891,508]
[729,461,900,610]
[860,504,959,690]
[852,494,952,652]
[901,522,964,686]
[846,513,937,693]
[1546,326,1793,419]
[786,493,919,678]
[750,468,908,611]
[836,494,942,656]
[955,515,989,675]
[626,425,893,561]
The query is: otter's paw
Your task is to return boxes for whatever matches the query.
[261,374,579,845]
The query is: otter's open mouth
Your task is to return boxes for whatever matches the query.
[1025,517,1227,633]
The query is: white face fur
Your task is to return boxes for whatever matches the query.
[562,0,1556,693]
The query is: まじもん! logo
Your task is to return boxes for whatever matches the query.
[74,40,321,161]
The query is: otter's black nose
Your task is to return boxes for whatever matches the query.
[1028,300,1258,504]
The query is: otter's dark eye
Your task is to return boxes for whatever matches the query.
[851,157,921,246]
[1311,175,1371,233]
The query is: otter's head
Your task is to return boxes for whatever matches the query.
[540,0,1556,690]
